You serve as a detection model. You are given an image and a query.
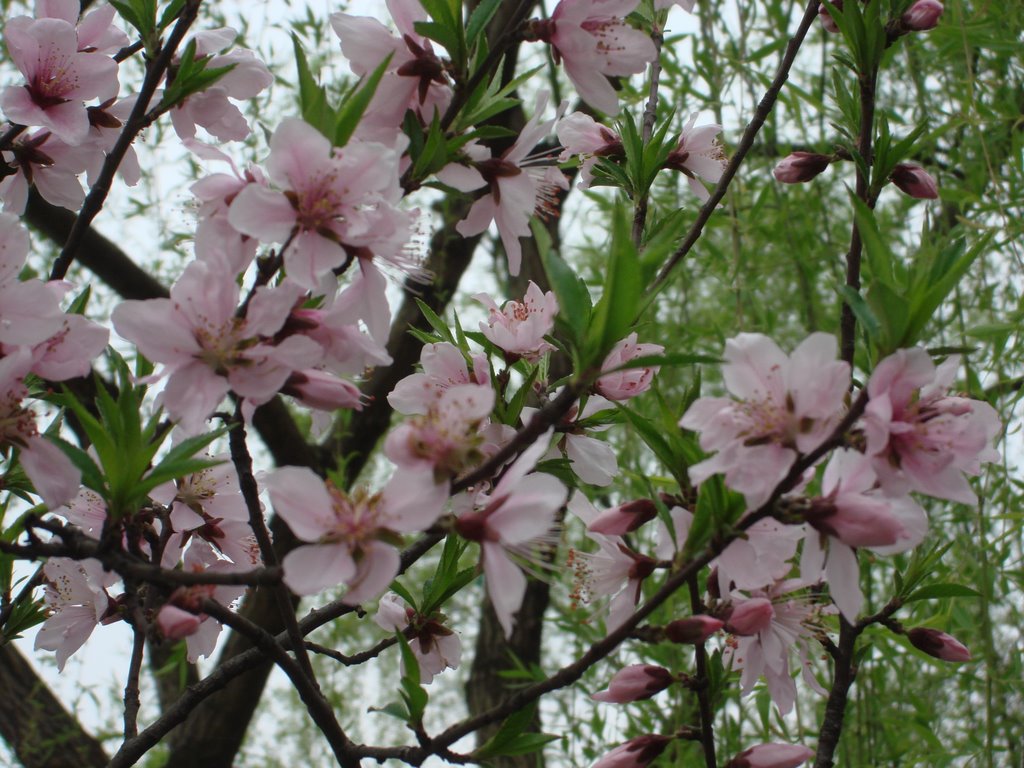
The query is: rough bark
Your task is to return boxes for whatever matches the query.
[0,642,108,768]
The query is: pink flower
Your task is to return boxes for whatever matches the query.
[591,664,674,703]
[568,493,657,633]
[591,734,672,768]
[724,582,828,715]
[454,432,567,635]
[863,349,1000,504]
[111,261,321,432]
[907,627,971,662]
[556,111,622,188]
[265,466,448,601]
[35,0,129,54]
[890,163,938,199]
[0,348,81,507]
[773,152,831,184]
[374,592,462,684]
[534,0,657,115]
[725,743,815,768]
[170,29,273,142]
[665,113,727,201]
[474,281,558,361]
[800,450,927,620]
[437,93,568,276]
[902,0,943,31]
[385,383,495,479]
[680,333,850,508]
[524,395,619,486]
[228,118,408,290]
[0,128,87,213]
[2,17,119,144]
[331,0,451,136]
[388,342,490,415]
[595,332,664,400]
[35,558,119,670]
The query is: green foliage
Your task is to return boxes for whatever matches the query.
[50,352,224,520]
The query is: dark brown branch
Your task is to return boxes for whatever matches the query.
[2,520,283,587]
[839,63,880,367]
[653,0,822,290]
[198,599,360,768]
[0,643,108,768]
[228,411,320,686]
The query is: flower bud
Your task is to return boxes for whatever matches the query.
[805,497,907,548]
[588,499,658,536]
[665,615,725,644]
[724,597,774,636]
[819,0,843,33]
[773,152,832,183]
[907,627,971,662]
[902,0,943,31]
[725,743,815,768]
[890,163,939,199]
[282,370,363,410]
[157,605,202,640]
[592,734,672,768]
[591,664,675,703]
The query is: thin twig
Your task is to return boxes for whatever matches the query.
[121,599,147,741]
[652,0,823,290]
[228,408,320,686]
[3,518,282,586]
[199,599,360,767]
[305,637,397,666]
[688,576,716,768]
[50,0,202,280]
[839,62,880,367]
[631,25,665,245]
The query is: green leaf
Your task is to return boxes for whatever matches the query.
[414,299,457,344]
[472,703,549,760]
[539,235,592,346]
[465,0,502,46]
[584,206,642,367]
[292,34,335,137]
[905,583,982,603]
[334,55,392,147]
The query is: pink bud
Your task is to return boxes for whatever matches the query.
[819,0,843,33]
[664,615,724,644]
[591,664,675,703]
[595,333,664,402]
[890,163,939,199]
[806,499,907,548]
[592,734,672,768]
[907,627,971,662]
[282,370,363,411]
[726,743,815,768]
[724,597,774,636]
[902,0,943,31]
[773,152,832,183]
[588,499,658,536]
[157,605,202,640]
